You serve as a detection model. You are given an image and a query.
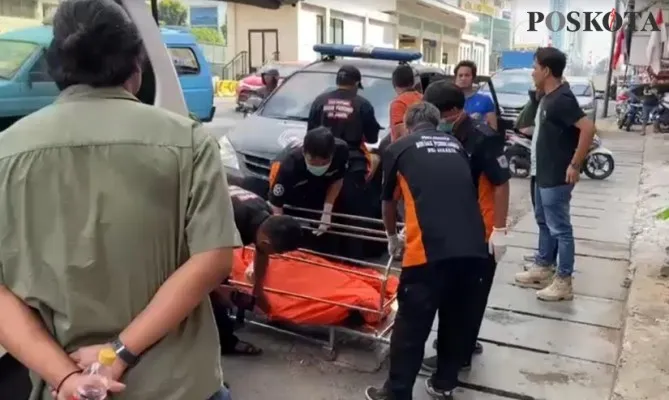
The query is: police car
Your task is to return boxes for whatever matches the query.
[219,44,448,196]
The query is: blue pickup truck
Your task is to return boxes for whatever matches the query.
[0,25,215,130]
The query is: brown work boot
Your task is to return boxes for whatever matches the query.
[514,266,554,289]
[537,275,574,301]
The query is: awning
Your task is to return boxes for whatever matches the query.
[417,0,478,23]
[219,0,300,9]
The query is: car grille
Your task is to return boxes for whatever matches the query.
[240,152,271,177]
[501,106,523,122]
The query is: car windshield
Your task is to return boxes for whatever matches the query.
[260,64,303,77]
[0,40,39,80]
[486,73,533,95]
[260,71,395,128]
[570,83,592,97]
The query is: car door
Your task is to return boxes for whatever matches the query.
[24,49,60,112]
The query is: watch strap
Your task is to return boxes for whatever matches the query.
[112,338,139,367]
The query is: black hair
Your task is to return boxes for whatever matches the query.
[261,215,303,253]
[303,126,335,159]
[423,81,465,113]
[454,60,477,78]
[392,65,415,89]
[46,0,145,90]
[534,47,567,78]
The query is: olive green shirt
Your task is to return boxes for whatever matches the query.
[0,85,241,400]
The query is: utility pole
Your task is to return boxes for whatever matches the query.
[602,0,621,118]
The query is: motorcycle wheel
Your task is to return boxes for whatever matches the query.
[625,118,632,131]
[507,155,530,178]
[584,154,615,180]
[653,120,661,133]
[617,117,625,129]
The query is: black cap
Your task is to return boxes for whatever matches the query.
[261,68,279,77]
[336,65,363,89]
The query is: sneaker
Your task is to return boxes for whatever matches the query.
[522,253,536,262]
[537,275,574,301]
[424,377,455,399]
[421,356,472,373]
[514,265,555,289]
[473,341,483,355]
[364,386,391,400]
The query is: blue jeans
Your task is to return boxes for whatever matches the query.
[534,184,575,277]
[208,387,232,400]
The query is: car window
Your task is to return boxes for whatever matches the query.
[260,64,302,77]
[489,73,533,95]
[168,47,200,75]
[29,52,53,82]
[259,71,395,128]
[0,40,39,80]
[570,84,593,97]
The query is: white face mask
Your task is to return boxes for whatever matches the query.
[306,162,331,176]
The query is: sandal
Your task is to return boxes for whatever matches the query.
[222,340,263,356]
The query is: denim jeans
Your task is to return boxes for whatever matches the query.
[208,386,232,400]
[534,184,575,277]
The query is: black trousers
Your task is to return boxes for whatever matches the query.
[463,254,496,359]
[530,177,558,262]
[385,258,486,399]
[211,294,239,353]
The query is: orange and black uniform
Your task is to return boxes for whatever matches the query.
[450,116,510,363]
[389,90,422,142]
[268,139,348,210]
[307,89,380,182]
[380,125,489,398]
[213,185,271,354]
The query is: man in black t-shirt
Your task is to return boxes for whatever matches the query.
[307,65,381,183]
[211,185,302,356]
[365,102,488,400]
[515,47,595,302]
[268,126,348,235]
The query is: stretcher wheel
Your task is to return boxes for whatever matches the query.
[323,347,337,361]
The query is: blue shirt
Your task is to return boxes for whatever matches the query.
[464,92,495,121]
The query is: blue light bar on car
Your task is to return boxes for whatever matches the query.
[313,44,422,62]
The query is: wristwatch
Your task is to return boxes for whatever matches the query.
[111,338,140,367]
[570,161,581,169]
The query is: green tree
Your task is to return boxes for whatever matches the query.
[158,0,188,26]
[191,27,225,45]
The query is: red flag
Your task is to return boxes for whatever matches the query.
[613,28,625,69]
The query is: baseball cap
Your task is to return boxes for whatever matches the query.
[336,65,363,89]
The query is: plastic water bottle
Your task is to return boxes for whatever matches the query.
[76,348,117,400]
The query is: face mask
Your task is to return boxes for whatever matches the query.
[437,121,454,133]
[306,163,331,176]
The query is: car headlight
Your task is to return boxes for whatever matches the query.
[218,136,240,170]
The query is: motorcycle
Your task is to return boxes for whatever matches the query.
[651,94,669,133]
[504,130,532,178]
[582,135,615,180]
[504,131,614,180]
[618,101,643,131]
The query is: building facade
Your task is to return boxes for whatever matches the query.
[548,0,566,50]
[0,0,58,33]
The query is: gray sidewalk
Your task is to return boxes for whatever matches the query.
[223,131,646,400]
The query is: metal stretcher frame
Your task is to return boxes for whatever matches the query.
[222,204,404,359]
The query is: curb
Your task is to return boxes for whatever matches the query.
[610,133,669,400]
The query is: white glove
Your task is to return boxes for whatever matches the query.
[488,227,508,263]
[244,261,255,284]
[397,227,406,243]
[387,233,403,260]
[313,203,333,236]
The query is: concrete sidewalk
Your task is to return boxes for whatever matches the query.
[223,131,650,400]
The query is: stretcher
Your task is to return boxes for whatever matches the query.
[221,204,403,361]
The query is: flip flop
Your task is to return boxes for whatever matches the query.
[223,340,263,356]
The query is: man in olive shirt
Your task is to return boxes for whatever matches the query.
[0,1,238,400]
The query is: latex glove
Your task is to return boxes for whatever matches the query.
[313,203,333,236]
[488,227,508,263]
[244,261,255,284]
[387,233,402,260]
[397,227,406,243]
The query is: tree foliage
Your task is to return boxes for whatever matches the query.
[192,27,225,45]
[159,0,188,26]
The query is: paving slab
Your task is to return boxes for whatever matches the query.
[478,308,620,365]
[506,231,631,261]
[422,338,616,400]
[496,247,629,301]
[413,379,509,400]
[511,214,632,245]
[487,283,624,328]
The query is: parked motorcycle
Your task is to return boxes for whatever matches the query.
[651,94,669,133]
[504,130,532,178]
[582,135,615,180]
[618,101,643,131]
[504,131,614,180]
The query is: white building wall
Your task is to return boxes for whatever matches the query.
[367,21,396,48]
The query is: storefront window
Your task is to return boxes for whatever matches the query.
[331,18,344,44]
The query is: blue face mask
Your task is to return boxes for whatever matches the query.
[437,121,454,133]
[306,163,331,176]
